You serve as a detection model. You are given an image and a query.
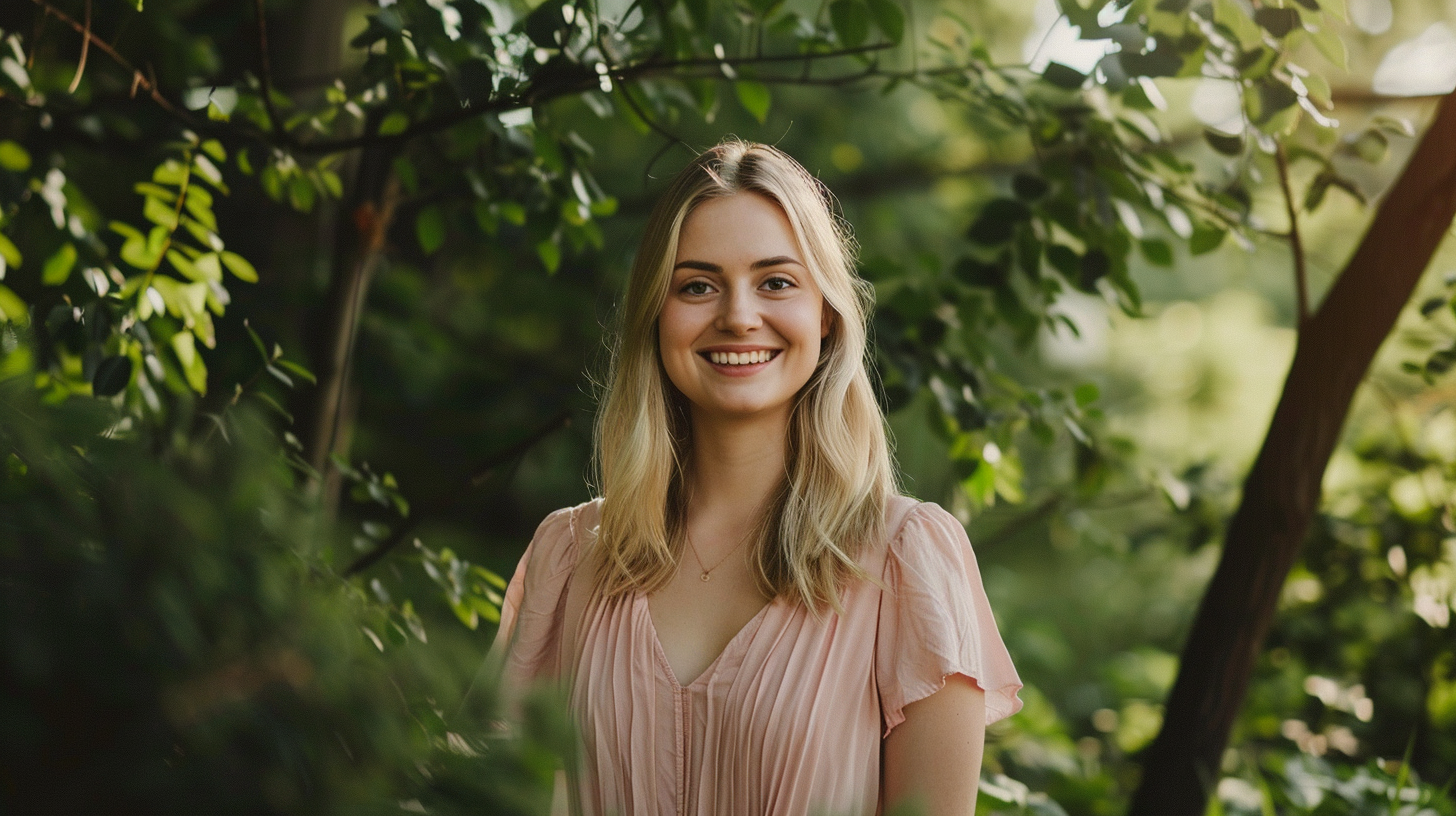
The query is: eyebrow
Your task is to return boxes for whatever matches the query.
[672,256,805,273]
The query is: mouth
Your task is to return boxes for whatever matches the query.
[699,349,780,368]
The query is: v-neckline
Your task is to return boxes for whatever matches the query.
[639,593,776,690]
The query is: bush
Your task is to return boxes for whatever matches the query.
[0,375,564,814]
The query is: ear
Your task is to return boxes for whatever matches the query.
[820,301,835,340]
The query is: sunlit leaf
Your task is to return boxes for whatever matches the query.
[0,140,32,172]
[42,243,77,286]
[735,81,771,123]
[219,251,258,283]
[416,206,446,254]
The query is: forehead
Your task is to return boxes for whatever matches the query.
[674,192,802,266]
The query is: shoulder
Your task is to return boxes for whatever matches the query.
[881,497,981,575]
[525,497,602,577]
[880,495,963,549]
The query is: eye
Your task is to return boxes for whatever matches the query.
[680,280,714,296]
[762,276,795,292]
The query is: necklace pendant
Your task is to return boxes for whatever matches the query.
[700,572,711,582]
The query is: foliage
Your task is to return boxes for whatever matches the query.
[0,366,570,813]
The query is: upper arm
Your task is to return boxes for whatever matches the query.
[882,674,987,816]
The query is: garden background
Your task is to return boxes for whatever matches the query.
[2,0,1456,812]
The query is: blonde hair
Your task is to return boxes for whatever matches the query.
[592,139,896,611]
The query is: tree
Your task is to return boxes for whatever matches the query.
[1131,88,1456,814]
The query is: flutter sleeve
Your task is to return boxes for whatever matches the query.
[876,502,1023,736]
[490,505,581,692]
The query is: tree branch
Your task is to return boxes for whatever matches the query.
[28,0,194,124]
[65,0,90,94]
[342,409,574,577]
[1275,143,1310,328]
[252,0,287,140]
[1129,87,1456,816]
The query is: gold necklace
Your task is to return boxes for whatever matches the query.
[684,527,753,582]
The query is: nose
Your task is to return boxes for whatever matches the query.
[715,285,761,334]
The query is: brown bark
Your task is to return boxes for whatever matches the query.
[1129,89,1456,814]
[303,166,399,514]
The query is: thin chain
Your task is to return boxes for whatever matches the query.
[684,527,754,582]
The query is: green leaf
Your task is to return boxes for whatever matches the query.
[867,0,905,41]
[416,206,446,254]
[735,81,771,123]
[43,243,77,286]
[1213,0,1264,48]
[92,356,133,397]
[143,196,180,230]
[0,140,31,172]
[276,358,317,385]
[0,232,22,270]
[536,239,561,273]
[288,174,316,213]
[219,251,258,283]
[524,0,570,47]
[1254,7,1300,37]
[378,111,410,136]
[967,199,1032,245]
[1012,173,1050,200]
[1350,129,1388,164]
[1046,244,1080,280]
[1042,62,1088,90]
[1204,129,1244,155]
[166,249,204,282]
[134,182,177,203]
[0,284,29,326]
[171,330,208,395]
[1189,224,1226,255]
[590,196,619,217]
[192,252,224,283]
[1252,78,1298,123]
[499,201,527,226]
[1308,22,1348,68]
[830,0,871,47]
[200,139,225,162]
[1139,238,1174,266]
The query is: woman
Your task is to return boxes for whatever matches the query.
[493,140,1022,815]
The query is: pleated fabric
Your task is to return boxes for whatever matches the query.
[493,497,1022,816]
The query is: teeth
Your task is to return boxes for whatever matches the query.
[709,350,774,365]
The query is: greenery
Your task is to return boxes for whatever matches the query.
[2,0,1455,811]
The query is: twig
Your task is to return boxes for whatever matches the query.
[1275,142,1309,328]
[66,0,90,93]
[616,81,692,183]
[28,0,193,123]
[343,409,574,577]
[252,0,287,139]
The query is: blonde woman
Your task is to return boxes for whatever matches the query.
[493,140,1022,815]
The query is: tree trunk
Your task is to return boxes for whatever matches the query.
[1129,89,1456,814]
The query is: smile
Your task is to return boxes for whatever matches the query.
[702,350,780,366]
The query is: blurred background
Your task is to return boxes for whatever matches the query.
[1,0,1455,811]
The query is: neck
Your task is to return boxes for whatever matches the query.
[683,406,791,525]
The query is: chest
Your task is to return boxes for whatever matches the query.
[563,588,888,815]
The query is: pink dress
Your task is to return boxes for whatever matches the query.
[493,496,1022,816]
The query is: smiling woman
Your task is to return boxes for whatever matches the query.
[490,140,1023,816]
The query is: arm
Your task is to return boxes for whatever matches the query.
[882,674,986,816]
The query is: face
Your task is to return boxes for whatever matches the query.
[658,192,831,426]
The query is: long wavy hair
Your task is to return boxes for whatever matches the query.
[592,139,897,611]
